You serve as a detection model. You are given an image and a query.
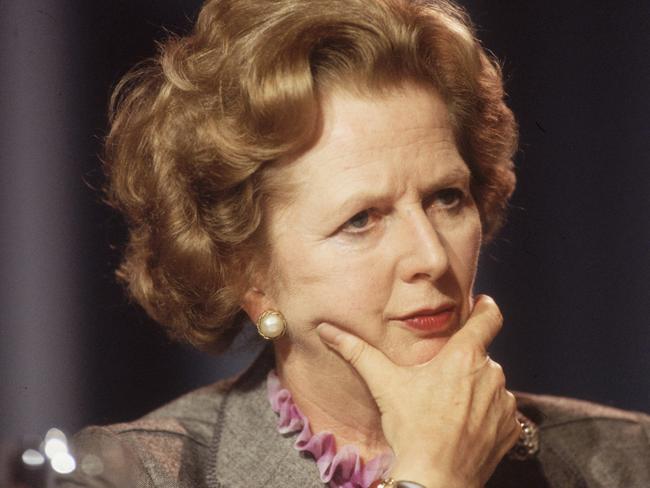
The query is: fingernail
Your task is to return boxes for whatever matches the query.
[316,323,343,346]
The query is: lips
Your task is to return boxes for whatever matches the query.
[394,304,456,332]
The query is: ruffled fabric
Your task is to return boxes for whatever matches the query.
[267,370,394,488]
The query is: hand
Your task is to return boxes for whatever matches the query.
[316,295,521,488]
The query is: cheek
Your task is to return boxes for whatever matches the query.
[447,210,482,318]
[447,204,481,268]
[272,241,391,330]
[461,218,482,274]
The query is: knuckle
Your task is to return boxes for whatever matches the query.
[480,299,503,327]
[505,391,517,416]
[489,306,504,328]
[505,390,517,407]
[488,358,504,373]
[496,373,506,391]
[489,360,506,389]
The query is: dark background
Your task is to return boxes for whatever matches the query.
[1,1,649,441]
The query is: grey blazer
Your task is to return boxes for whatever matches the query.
[57,347,650,488]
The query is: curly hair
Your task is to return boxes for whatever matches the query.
[104,0,517,352]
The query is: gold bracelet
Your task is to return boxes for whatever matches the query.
[374,479,427,488]
[376,479,396,488]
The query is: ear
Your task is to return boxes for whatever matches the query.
[241,286,276,325]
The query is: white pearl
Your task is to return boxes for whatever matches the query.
[259,313,285,339]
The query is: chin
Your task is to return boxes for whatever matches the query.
[390,337,450,367]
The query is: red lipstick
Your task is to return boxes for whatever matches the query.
[397,305,455,332]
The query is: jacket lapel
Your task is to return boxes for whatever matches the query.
[209,346,324,488]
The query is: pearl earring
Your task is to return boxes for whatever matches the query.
[256,310,287,340]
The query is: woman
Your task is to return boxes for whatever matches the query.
[58,0,650,487]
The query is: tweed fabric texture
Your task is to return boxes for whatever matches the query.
[56,347,650,487]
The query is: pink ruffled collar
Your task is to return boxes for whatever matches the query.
[267,370,394,488]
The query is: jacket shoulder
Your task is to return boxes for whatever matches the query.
[516,391,649,426]
[56,378,236,488]
[133,377,235,443]
[516,392,650,487]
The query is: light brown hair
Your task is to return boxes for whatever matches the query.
[105,0,517,352]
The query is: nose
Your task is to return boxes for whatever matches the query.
[396,206,450,283]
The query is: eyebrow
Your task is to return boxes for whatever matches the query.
[424,166,471,190]
[333,165,471,217]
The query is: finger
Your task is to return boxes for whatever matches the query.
[483,409,522,482]
[505,390,518,420]
[450,295,503,352]
[465,358,507,409]
[317,323,396,395]
[487,358,507,391]
[501,411,523,456]
[496,390,518,434]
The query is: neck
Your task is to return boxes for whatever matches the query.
[273,340,389,460]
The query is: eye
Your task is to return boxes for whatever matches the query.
[342,210,372,233]
[430,188,465,210]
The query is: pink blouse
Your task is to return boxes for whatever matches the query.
[267,370,394,488]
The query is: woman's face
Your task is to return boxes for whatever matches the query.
[253,84,482,366]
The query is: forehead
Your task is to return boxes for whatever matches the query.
[320,84,453,156]
[268,84,468,209]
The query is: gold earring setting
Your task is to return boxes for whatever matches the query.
[256,310,287,340]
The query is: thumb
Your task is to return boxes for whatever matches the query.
[317,323,396,395]
[448,294,503,352]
